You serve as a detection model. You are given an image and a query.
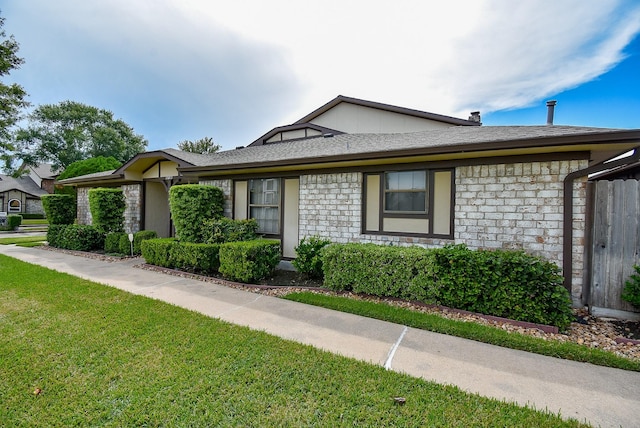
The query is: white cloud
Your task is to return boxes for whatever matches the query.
[3,0,639,150]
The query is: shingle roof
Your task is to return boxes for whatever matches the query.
[0,175,49,197]
[180,125,640,172]
[158,148,219,166]
[31,163,59,179]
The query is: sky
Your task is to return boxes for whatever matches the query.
[2,0,640,153]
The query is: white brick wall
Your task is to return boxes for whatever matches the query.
[297,159,588,301]
[77,187,92,225]
[455,160,588,299]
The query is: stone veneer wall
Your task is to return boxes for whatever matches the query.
[122,184,142,233]
[26,198,45,215]
[76,185,143,234]
[76,187,92,225]
[455,160,588,301]
[297,160,588,301]
[199,179,232,218]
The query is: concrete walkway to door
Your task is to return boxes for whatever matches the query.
[1,244,639,428]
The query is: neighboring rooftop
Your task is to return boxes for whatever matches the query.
[0,175,49,196]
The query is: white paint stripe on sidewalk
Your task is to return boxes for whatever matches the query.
[384,326,408,370]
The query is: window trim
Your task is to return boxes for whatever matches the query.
[248,178,282,236]
[362,168,455,239]
[382,170,429,215]
[8,199,21,213]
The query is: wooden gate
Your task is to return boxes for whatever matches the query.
[590,179,640,317]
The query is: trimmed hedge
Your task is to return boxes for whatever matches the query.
[16,213,46,219]
[89,188,125,234]
[105,230,159,256]
[141,238,177,268]
[169,185,224,243]
[47,224,104,251]
[219,239,281,283]
[140,239,219,273]
[41,194,76,225]
[201,217,259,244]
[170,242,220,273]
[322,243,573,330]
[105,232,127,254]
[0,214,22,231]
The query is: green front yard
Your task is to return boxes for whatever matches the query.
[0,254,586,427]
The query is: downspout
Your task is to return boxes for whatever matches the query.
[562,149,640,294]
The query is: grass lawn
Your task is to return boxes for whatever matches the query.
[21,219,49,226]
[0,254,587,427]
[0,236,47,246]
[284,292,640,372]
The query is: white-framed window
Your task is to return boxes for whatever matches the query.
[384,170,428,214]
[249,178,280,234]
[8,199,21,213]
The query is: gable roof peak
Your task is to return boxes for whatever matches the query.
[295,95,481,127]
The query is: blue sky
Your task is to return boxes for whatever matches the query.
[2,0,640,153]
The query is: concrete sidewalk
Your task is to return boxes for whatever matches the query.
[1,245,639,427]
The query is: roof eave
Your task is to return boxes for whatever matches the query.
[180,130,640,175]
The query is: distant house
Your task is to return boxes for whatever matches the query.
[59,95,640,305]
[0,174,49,215]
[22,163,59,193]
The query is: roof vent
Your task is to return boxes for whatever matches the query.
[323,133,334,138]
[546,100,557,125]
[235,146,244,150]
[468,111,481,123]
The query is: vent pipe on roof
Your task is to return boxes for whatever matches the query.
[546,100,557,125]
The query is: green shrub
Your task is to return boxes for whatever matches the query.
[89,188,125,234]
[8,214,22,229]
[133,230,158,255]
[46,224,104,251]
[57,156,122,180]
[202,217,259,244]
[219,239,281,283]
[41,194,76,225]
[169,185,224,243]
[17,213,46,219]
[170,242,220,273]
[105,232,127,254]
[622,265,640,308]
[322,243,573,329]
[322,243,437,299]
[141,238,177,267]
[141,238,219,272]
[292,236,332,279]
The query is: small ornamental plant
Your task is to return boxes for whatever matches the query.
[622,265,640,308]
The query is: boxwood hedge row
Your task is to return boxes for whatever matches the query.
[322,243,573,329]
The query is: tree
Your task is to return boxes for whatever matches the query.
[57,156,122,181]
[15,101,148,171]
[177,137,220,155]
[0,11,30,171]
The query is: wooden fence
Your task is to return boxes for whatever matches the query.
[590,179,640,316]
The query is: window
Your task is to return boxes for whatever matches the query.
[8,199,21,213]
[249,178,280,234]
[364,169,453,237]
[384,170,427,213]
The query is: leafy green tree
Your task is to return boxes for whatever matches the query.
[177,137,220,155]
[57,156,122,180]
[15,101,147,171]
[0,11,30,171]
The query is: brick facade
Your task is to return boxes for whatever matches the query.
[294,159,588,301]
